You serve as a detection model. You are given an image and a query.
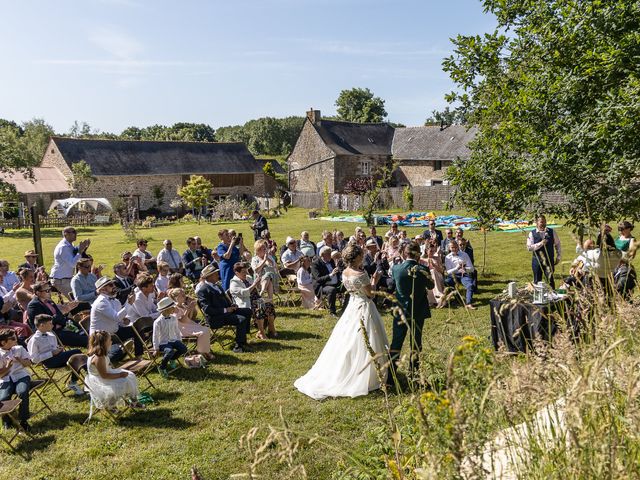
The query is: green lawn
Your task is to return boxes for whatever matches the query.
[0,208,627,479]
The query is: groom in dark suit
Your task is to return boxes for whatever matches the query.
[197,264,253,353]
[387,242,434,386]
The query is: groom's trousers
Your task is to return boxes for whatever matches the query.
[387,314,425,382]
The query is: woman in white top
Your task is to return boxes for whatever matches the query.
[251,240,278,301]
[167,288,213,360]
[297,256,318,309]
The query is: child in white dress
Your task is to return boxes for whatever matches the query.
[85,331,141,409]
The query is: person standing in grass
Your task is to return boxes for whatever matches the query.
[526,214,561,288]
[153,297,188,378]
[50,226,90,298]
[217,229,241,291]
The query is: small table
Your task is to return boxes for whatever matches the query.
[490,297,571,353]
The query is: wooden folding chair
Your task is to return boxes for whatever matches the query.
[0,399,32,452]
[79,316,135,361]
[195,304,235,349]
[27,334,75,398]
[130,316,181,375]
[67,355,132,424]
[23,379,51,419]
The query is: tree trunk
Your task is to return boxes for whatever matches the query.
[482,229,488,275]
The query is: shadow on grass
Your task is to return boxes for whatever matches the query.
[31,412,88,431]
[171,368,254,383]
[211,352,258,366]
[273,330,322,341]
[252,341,301,352]
[12,434,56,459]
[120,407,196,429]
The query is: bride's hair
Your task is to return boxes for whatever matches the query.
[342,244,363,266]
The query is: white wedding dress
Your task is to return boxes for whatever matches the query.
[294,270,389,400]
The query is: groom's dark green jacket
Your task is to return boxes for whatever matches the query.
[391,259,434,322]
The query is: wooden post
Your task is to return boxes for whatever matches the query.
[30,204,44,267]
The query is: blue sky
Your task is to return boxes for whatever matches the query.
[0,0,495,133]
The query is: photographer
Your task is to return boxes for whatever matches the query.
[216,229,241,290]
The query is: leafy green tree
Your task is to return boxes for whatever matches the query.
[21,118,55,164]
[167,123,215,142]
[120,126,144,140]
[424,107,467,126]
[262,161,276,178]
[177,175,212,221]
[444,0,640,229]
[69,160,96,195]
[335,87,387,123]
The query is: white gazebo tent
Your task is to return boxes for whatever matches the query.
[49,198,113,216]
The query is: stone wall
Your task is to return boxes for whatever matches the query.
[394,160,450,186]
[333,154,389,193]
[288,120,336,192]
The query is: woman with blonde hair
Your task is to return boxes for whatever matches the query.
[251,240,278,301]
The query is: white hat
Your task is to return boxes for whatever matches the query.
[201,264,219,278]
[285,236,296,245]
[157,297,176,312]
[95,276,116,290]
[365,238,378,247]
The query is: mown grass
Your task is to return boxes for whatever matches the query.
[0,208,633,479]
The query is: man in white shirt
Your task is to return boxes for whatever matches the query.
[156,239,183,273]
[526,215,562,288]
[281,237,304,276]
[443,241,476,309]
[89,276,143,360]
[50,226,90,297]
[129,275,158,321]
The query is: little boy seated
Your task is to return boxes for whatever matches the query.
[0,328,33,431]
[27,314,84,395]
[152,297,187,378]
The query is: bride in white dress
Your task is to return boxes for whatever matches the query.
[294,244,389,400]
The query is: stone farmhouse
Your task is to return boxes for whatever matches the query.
[38,137,279,213]
[288,109,476,195]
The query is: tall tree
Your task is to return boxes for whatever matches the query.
[444,0,640,229]
[177,175,212,220]
[335,87,387,123]
[424,107,467,126]
[21,118,55,164]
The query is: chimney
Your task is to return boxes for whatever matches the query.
[306,108,321,125]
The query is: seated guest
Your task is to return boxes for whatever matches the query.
[315,231,335,256]
[156,239,184,274]
[113,263,135,306]
[167,288,213,360]
[197,264,252,353]
[261,230,278,257]
[384,236,403,263]
[155,262,171,294]
[230,262,277,340]
[281,237,304,277]
[311,246,343,316]
[85,330,143,409]
[335,231,348,251]
[458,237,477,292]
[422,220,443,245]
[194,236,215,264]
[133,238,157,272]
[121,251,146,280]
[384,222,399,239]
[70,258,98,305]
[89,276,143,360]
[0,260,19,291]
[152,297,188,378]
[15,268,35,312]
[129,274,158,321]
[0,328,33,432]
[27,314,84,395]
[363,239,393,292]
[0,284,32,343]
[367,226,383,249]
[422,240,445,306]
[18,250,41,272]
[297,231,317,258]
[182,237,205,282]
[26,282,87,347]
[443,241,476,310]
[616,221,636,260]
[251,240,278,301]
[297,256,318,309]
[168,273,185,290]
[441,229,455,256]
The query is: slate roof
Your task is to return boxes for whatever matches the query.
[391,125,477,160]
[0,167,70,194]
[51,137,263,176]
[312,120,395,156]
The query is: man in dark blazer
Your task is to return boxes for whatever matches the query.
[112,263,134,306]
[250,210,268,241]
[311,246,343,316]
[387,242,434,387]
[422,220,443,246]
[197,264,252,353]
